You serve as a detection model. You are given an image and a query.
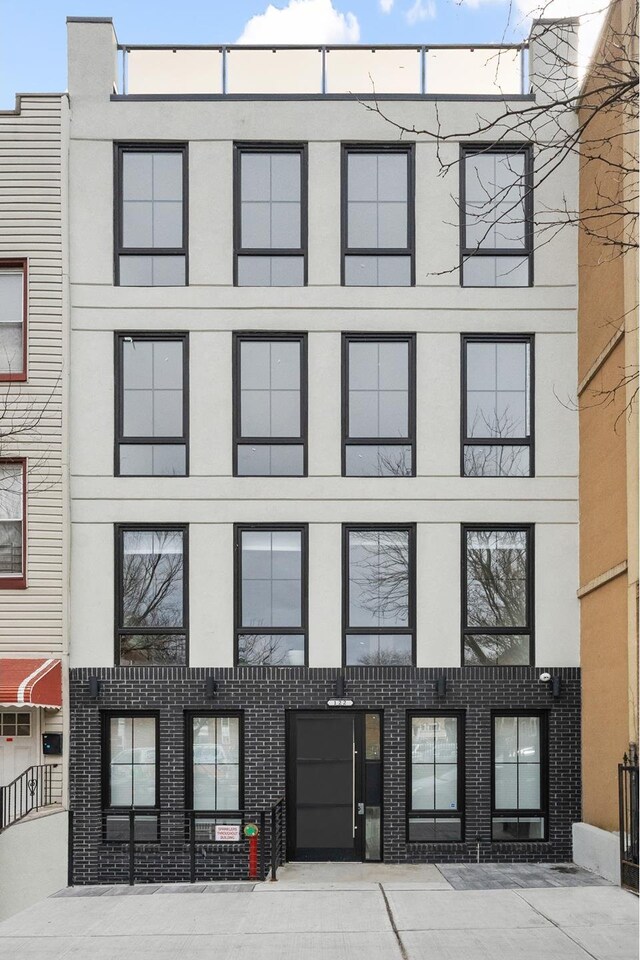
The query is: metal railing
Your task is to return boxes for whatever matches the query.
[619,749,639,892]
[0,763,58,832]
[69,799,286,886]
[270,797,286,881]
[118,43,528,98]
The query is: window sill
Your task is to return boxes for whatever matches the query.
[0,578,27,590]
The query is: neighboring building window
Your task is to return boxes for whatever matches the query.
[462,335,533,477]
[0,461,26,589]
[342,145,414,286]
[104,714,158,840]
[343,334,415,477]
[0,712,31,736]
[235,145,307,286]
[189,714,242,839]
[233,334,306,476]
[0,261,26,380]
[344,525,415,666]
[115,144,187,286]
[462,525,533,666]
[460,145,532,287]
[115,334,188,476]
[408,714,463,842]
[116,525,187,665]
[235,525,307,666]
[493,713,546,840]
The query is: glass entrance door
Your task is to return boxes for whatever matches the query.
[287,711,382,861]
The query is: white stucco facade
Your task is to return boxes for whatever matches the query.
[66,18,579,673]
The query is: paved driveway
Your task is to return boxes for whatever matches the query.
[0,864,636,960]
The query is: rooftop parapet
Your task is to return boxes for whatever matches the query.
[67,16,578,102]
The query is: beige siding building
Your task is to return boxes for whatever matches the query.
[0,92,69,918]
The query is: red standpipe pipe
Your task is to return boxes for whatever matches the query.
[248,834,259,880]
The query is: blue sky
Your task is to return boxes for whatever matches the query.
[0,0,535,108]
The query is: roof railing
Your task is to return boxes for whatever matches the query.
[117,43,529,98]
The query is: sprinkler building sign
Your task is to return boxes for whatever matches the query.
[214,824,241,843]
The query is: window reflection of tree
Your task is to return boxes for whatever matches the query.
[358,647,412,666]
[351,530,409,626]
[375,446,412,477]
[465,406,528,477]
[121,530,184,663]
[238,632,291,666]
[123,531,183,628]
[466,530,527,665]
[349,530,412,665]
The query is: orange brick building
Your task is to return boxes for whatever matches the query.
[573,0,639,883]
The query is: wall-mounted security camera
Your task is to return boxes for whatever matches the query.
[539,672,552,682]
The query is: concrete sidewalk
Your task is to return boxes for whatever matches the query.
[0,864,636,960]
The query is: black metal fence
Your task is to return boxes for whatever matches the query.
[0,763,57,832]
[270,797,286,880]
[68,798,286,886]
[618,749,639,893]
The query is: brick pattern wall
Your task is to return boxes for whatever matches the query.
[69,666,580,884]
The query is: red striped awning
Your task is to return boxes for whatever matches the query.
[0,659,62,708]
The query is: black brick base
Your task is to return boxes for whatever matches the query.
[69,666,580,884]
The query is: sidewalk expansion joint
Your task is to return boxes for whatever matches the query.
[378,883,410,960]
[512,890,601,960]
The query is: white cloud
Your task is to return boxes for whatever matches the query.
[406,0,437,23]
[380,0,395,11]
[237,0,360,44]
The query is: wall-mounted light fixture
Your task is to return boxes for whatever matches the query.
[88,676,100,698]
[436,675,447,697]
[335,674,346,698]
[205,676,218,699]
[540,672,561,698]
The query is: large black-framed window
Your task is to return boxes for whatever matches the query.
[233,333,307,476]
[186,712,243,840]
[102,712,159,841]
[343,524,415,666]
[460,144,533,287]
[115,333,189,477]
[114,143,188,286]
[234,143,307,287]
[492,711,547,841]
[407,713,464,842]
[462,524,533,666]
[115,524,188,666]
[342,334,415,477]
[235,524,308,666]
[342,144,415,286]
[461,335,533,477]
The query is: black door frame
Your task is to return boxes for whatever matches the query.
[286,710,382,862]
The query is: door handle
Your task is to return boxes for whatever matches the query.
[352,740,356,836]
[357,802,364,816]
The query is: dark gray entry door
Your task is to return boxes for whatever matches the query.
[288,712,359,861]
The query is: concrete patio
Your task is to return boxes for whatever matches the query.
[0,863,636,960]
